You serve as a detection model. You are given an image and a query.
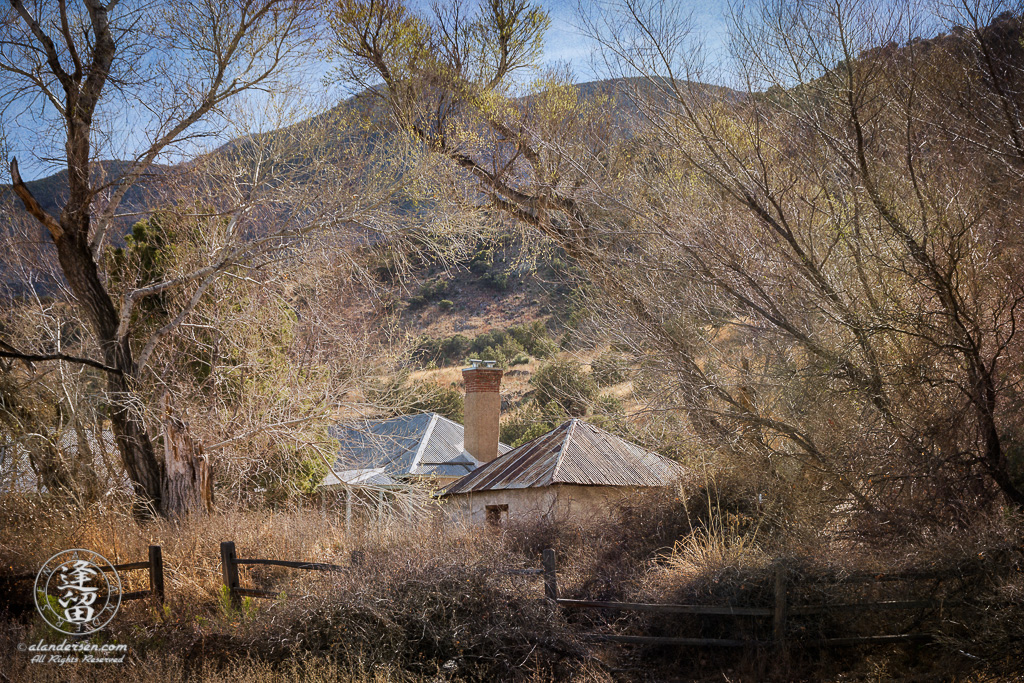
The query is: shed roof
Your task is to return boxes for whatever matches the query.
[321,467,401,488]
[440,419,683,495]
[329,412,511,481]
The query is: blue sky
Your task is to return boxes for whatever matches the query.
[541,0,730,82]
[5,0,731,182]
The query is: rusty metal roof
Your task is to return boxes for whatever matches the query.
[440,419,684,495]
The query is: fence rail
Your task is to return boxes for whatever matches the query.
[101,545,165,604]
[8,546,165,604]
[219,540,358,608]
[540,549,945,648]
[0,539,973,651]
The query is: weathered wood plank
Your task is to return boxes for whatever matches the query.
[542,549,558,601]
[790,600,951,615]
[774,563,788,648]
[838,570,957,583]
[220,541,241,609]
[556,598,773,616]
[149,545,164,605]
[581,633,758,647]
[120,590,151,601]
[801,634,932,646]
[505,568,544,576]
[105,561,149,572]
[234,558,347,572]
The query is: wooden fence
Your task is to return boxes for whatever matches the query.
[540,549,948,648]
[107,544,165,604]
[214,543,952,649]
[219,540,357,608]
[218,540,545,608]
[8,545,164,606]
[1,540,966,651]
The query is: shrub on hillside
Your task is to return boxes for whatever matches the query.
[407,381,464,423]
[407,278,450,309]
[500,404,555,447]
[413,323,555,367]
[591,351,631,386]
[530,359,598,417]
[508,321,556,358]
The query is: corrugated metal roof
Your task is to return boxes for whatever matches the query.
[440,419,684,495]
[321,467,400,487]
[329,412,511,481]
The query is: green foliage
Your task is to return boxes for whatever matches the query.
[255,444,330,507]
[591,350,631,386]
[589,394,627,434]
[407,277,450,309]
[483,271,511,291]
[407,381,464,423]
[500,404,554,448]
[412,334,470,365]
[469,250,492,274]
[412,322,554,367]
[106,213,189,324]
[539,250,585,281]
[437,299,454,311]
[511,421,551,447]
[530,358,597,417]
[217,586,256,620]
[507,320,556,358]
[418,277,449,299]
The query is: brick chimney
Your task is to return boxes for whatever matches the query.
[462,360,503,463]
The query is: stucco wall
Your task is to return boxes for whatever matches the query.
[444,484,643,525]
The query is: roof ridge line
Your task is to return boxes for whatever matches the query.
[551,419,576,483]
[410,413,439,473]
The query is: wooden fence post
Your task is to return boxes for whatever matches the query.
[773,562,788,650]
[220,541,241,609]
[148,545,165,605]
[542,548,558,601]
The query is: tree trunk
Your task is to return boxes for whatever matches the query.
[57,227,166,516]
[6,0,167,516]
[161,398,213,518]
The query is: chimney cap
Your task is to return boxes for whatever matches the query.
[466,359,499,369]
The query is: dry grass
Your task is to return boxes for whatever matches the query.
[1,488,1022,682]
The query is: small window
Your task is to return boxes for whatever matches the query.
[485,504,509,527]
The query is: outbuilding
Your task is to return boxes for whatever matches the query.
[440,417,684,525]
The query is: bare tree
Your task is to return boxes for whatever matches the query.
[327,0,1024,527]
[0,1,405,516]
[574,0,1024,523]
[322,0,631,258]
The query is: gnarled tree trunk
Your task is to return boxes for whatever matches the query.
[161,398,213,518]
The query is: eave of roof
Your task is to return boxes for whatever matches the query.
[440,419,684,495]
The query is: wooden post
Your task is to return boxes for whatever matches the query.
[148,545,165,605]
[220,541,241,609]
[345,487,352,531]
[773,562,787,650]
[542,548,558,601]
